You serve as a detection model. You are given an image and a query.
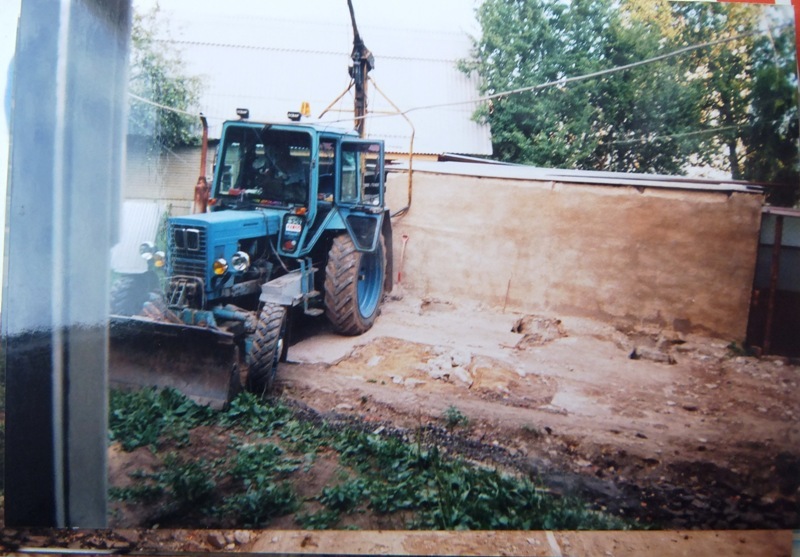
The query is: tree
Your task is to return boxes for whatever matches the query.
[462,0,799,203]
[461,0,704,173]
[672,3,798,205]
[128,6,202,151]
[743,20,799,206]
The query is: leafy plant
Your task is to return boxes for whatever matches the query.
[442,405,469,429]
[129,6,203,152]
[219,482,298,527]
[279,417,333,454]
[108,386,632,531]
[218,392,292,435]
[228,443,301,484]
[319,478,367,512]
[726,341,756,358]
[296,509,341,530]
[159,453,216,505]
[109,387,214,451]
[112,453,216,516]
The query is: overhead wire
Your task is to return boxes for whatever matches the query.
[130,25,781,125]
[127,22,791,185]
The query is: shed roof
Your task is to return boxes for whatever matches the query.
[391,160,765,194]
[163,12,492,155]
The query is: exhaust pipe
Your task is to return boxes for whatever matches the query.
[193,114,210,214]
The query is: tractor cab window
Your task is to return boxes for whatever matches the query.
[318,139,337,203]
[340,141,384,207]
[215,126,311,208]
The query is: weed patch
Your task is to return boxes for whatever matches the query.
[109,389,636,530]
[109,388,214,451]
[442,405,469,429]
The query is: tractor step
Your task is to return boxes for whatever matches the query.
[304,308,324,317]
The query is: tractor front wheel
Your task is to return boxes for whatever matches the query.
[247,303,287,395]
[324,233,385,336]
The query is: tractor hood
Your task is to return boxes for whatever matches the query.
[171,209,282,239]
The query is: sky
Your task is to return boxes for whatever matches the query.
[133,0,481,34]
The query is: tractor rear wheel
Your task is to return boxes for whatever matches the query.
[247,303,287,395]
[324,233,385,336]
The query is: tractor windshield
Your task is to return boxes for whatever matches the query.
[214,125,311,208]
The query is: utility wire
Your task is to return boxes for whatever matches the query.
[128,92,199,117]
[605,125,741,146]
[402,25,782,116]
[127,24,790,145]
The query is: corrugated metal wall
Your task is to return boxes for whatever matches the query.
[747,208,800,357]
[124,136,206,216]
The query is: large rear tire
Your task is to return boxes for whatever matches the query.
[324,233,385,336]
[247,304,287,395]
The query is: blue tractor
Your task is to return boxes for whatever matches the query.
[110,118,393,406]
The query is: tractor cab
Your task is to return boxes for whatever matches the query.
[211,124,313,211]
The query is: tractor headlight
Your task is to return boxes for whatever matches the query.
[231,251,250,273]
[139,241,155,260]
[213,258,228,276]
[152,251,166,268]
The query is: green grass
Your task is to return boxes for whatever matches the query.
[109,388,635,530]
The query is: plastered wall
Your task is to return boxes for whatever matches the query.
[386,171,763,340]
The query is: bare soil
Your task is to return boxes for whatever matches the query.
[277,296,799,530]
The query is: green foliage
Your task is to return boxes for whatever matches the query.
[228,443,301,482]
[442,405,469,429]
[219,481,298,527]
[129,6,203,151]
[218,392,293,435]
[319,478,368,512]
[109,389,632,530]
[111,453,216,515]
[160,453,217,505]
[109,387,214,451]
[462,0,798,199]
[296,509,342,529]
[463,0,703,173]
[726,341,757,358]
[279,417,335,454]
[218,430,302,526]
[331,429,628,530]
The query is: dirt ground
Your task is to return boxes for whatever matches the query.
[280,295,799,530]
[2,295,798,555]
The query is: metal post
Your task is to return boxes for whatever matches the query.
[3,0,131,527]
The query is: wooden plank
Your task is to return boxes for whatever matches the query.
[248,530,793,557]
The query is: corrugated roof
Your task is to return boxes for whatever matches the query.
[390,160,765,194]
[164,13,492,155]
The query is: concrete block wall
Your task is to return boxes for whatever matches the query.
[386,170,763,340]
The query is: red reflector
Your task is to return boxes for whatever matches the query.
[283,240,297,251]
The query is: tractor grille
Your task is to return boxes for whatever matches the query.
[169,224,207,279]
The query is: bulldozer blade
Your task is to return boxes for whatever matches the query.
[109,316,243,409]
